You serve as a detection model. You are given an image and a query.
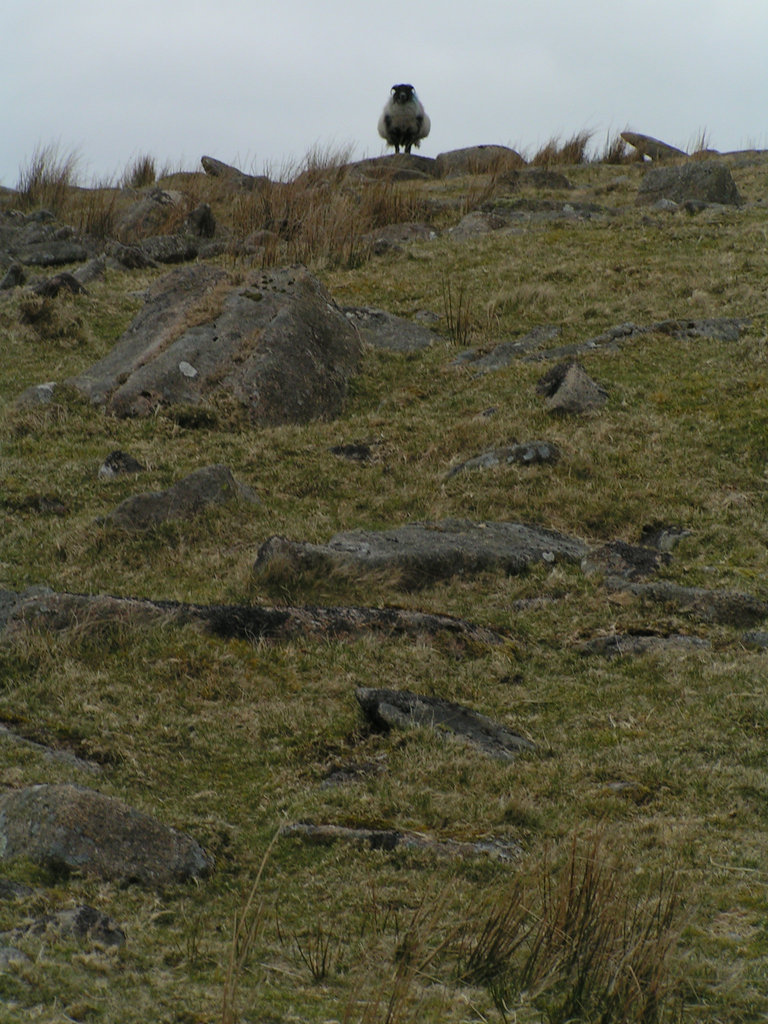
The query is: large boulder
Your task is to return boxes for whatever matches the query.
[637,160,742,206]
[435,145,525,177]
[67,264,364,424]
[0,784,213,885]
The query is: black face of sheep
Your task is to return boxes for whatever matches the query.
[391,84,415,104]
[378,84,431,155]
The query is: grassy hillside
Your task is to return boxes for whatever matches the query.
[2,144,768,1023]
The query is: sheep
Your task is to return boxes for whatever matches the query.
[377,84,431,154]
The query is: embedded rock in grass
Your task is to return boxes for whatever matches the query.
[67,263,364,424]
[446,440,561,478]
[535,360,608,414]
[0,784,213,885]
[360,221,438,254]
[608,579,768,627]
[581,540,669,580]
[282,821,521,862]
[453,324,561,369]
[356,686,535,759]
[0,588,507,648]
[636,160,742,206]
[343,305,440,351]
[579,633,710,657]
[254,519,589,589]
[106,463,258,529]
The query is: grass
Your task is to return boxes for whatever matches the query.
[2,139,768,1021]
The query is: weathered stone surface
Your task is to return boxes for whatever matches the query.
[454,325,561,370]
[201,155,270,191]
[31,271,87,297]
[580,633,709,657]
[581,541,669,580]
[0,262,26,290]
[449,211,511,239]
[0,784,212,885]
[446,441,560,478]
[106,464,258,529]
[0,210,93,266]
[98,449,146,480]
[0,588,507,648]
[536,360,608,413]
[343,154,437,182]
[117,188,183,238]
[608,579,768,627]
[361,221,438,254]
[254,519,589,588]
[67,264,363,424]
[135,234,199,263]
[435,145,525,177]
[14,381,57,407]
[343,305,439,351]
[527,318,750,363]
[637,161,742,206]
[282,821,520,862]
[356,687,535,759]
[621,132,686,161]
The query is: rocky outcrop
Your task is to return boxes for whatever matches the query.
[356,687,535,759]
[0,587,507,648]
[0,784,212,885]
[67,264,364,424]
[254,519,589,588]
[201,155,270,191]
[535,361,608,414]
[637,160,742,206]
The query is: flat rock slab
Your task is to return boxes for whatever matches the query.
[0,588,506,648]
[620,132,686,161]
[454,325,561,370]
[67,264,363,424]
[0,784,212,885]
[446,441,560,478]
[281,821,520,862]
[254,519,589,588]
[106,464,258,529]
[343,306,439,352]
[611,579,768,627]
[356,686,534,759]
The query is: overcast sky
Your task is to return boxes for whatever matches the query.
[3,0,767,188]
